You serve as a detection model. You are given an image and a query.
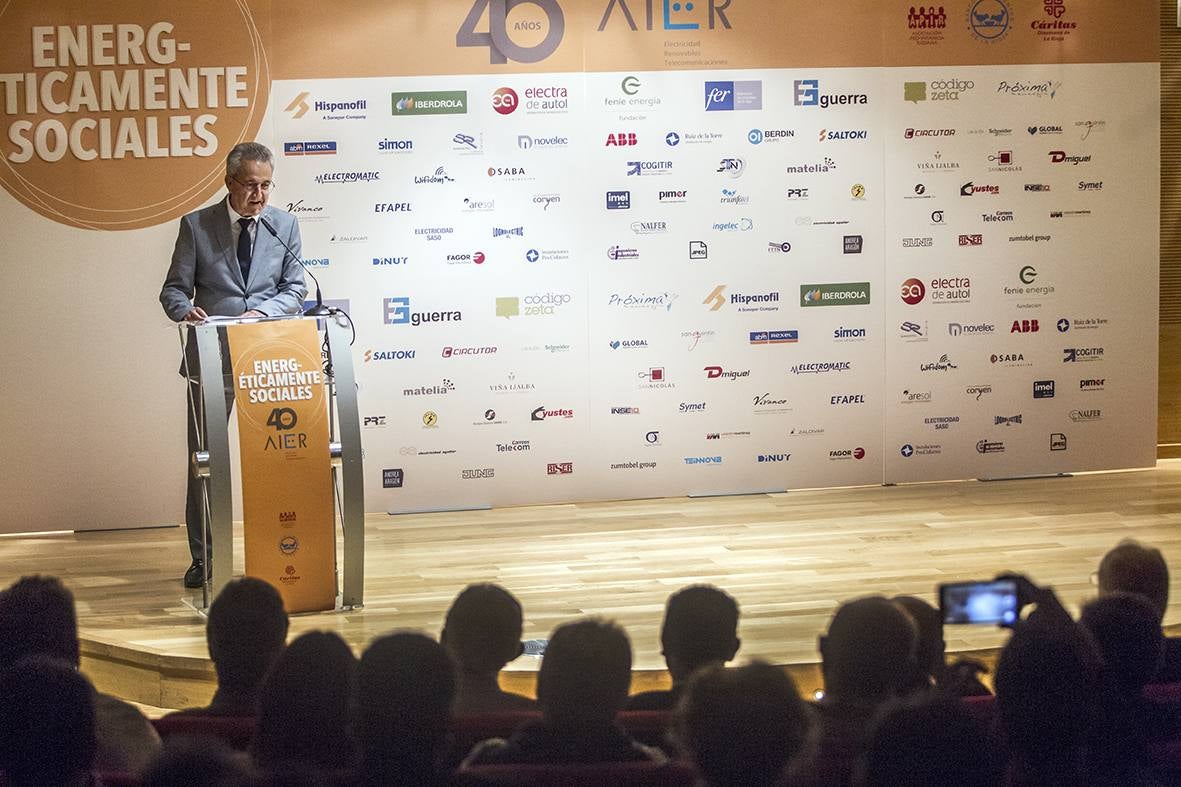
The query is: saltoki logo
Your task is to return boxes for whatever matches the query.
[284,141,337,156]
[793,79,869,108]
[704,81,762,111]
[392,91,467,116]
[967,0,1011,42]
[363,348,416,362]
[383,297,462,327]
[820,128,869,142]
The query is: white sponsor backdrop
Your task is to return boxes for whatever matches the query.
[266,62,1157,514]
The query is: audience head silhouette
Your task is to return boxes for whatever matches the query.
[537,617,632,728]
[206,577,289,697]
[0,575,80,668]
[857,695,1001,787]
[442,582,524,674]
[356,631,455,786]
[820,595,917,702]
[1080,591,1164,693]
[0,657,97,787]
[892,595,944,692]
[1097,538,1169,621]
[676,660,811,787]
[252,630,358,773]
[142,738,253,787]
[661,584,741,682]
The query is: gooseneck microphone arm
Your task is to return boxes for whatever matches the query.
[257,215,331,317]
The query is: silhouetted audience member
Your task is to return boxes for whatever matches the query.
[168,576,289,718]
[356,632,456,787]
[1097,539,1181,682]
[441,583,536,713]
[627,584,741,711]
[995,614,1101,786]
[464,618,664,766]
[893,595,989,697]
[855,695,1002,787]
[0,657,97,787]
[142,738,254,787]
[252,630,358,777]
[676,660,811,787]
[1082,592,1176,784]
[0,575,160,773]
[795,595,917,787]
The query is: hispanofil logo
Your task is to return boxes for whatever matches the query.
[793,79,869,108]
[392,91,468,116]
[704,81,762,112]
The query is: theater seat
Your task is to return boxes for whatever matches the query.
[451,760,697,786]
[1145,683,1181,703]
[150,715,255,750]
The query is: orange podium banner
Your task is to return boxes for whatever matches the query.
[227,319,335,613]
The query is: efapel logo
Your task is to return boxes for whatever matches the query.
[900,278,925,305]
[492,87,519,114]
[0,3,271,230]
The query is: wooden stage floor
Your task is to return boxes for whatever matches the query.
[3,461,1181,710]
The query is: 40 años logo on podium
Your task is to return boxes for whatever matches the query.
[0,0,270,229]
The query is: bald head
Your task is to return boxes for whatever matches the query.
[820,596,917,701]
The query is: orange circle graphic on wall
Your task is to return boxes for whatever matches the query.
[0,0,270,230]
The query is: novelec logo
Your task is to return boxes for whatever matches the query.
[392,91,468,116]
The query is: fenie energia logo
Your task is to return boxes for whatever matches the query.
[0,0,270,230]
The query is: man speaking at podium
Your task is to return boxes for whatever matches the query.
[159,142,307,588]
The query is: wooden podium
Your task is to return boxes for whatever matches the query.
[182,314,364,613]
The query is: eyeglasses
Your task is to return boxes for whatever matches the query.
[230,175,275,193]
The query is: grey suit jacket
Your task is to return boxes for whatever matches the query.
[160,199,308,378]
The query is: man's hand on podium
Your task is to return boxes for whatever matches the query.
[241,309,265,318]
[183,307,208,323]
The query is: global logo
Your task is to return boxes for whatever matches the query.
[968,0,1011,41]
[492,87,519,115]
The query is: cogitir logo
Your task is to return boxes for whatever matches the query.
[0,1,270,229]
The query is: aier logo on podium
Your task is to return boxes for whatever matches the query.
[0,1,270,229]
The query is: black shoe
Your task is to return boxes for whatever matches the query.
[183,560,207,589]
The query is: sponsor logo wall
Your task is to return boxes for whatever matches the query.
[0,0,1157,528]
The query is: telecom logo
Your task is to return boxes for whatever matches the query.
[704,81,763,111]
[1033,380,1056,399]
[392,91,467,115]
[627,160,673,176]
[968,0,1011,42]
[801,283,871,307]
[492,87,519,114]
[496,441,531,453]
[606,191,631,210]
[284,141,337,156]
[793,79,869,108]
[900,278,925,305]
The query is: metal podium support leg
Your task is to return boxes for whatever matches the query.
[195,325,234,601]
[326,316,365,608]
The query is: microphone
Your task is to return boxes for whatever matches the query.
[258,215,331,317]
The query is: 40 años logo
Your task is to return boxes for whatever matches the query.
[457,0,565,63]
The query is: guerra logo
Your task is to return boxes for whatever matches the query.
[0,0,270,230]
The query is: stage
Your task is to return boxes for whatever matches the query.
[4,461,1180,712]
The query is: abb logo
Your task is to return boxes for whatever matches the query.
[492,87,518,115]
[1011,319,1039,334]
[606,132,638,146]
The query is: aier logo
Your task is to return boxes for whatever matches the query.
[801,283,871,307]
[458,0,565,63]
[597,0,734,30]
[1033,380,1055,399]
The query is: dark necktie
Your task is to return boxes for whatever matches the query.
[236,217,253,283]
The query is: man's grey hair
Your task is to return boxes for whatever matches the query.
[226,142,274,179]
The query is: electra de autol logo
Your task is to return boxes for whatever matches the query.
[393,91,468,115]
[968,0,1011,42]
[457,0,565,64]
[492,87,518,114]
